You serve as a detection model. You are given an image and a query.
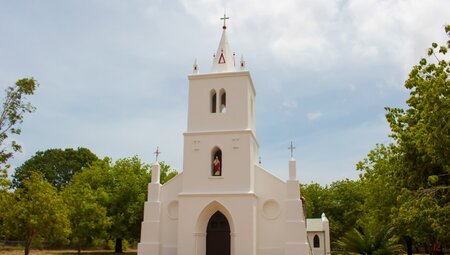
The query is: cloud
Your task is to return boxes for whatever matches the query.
[280,98,298,113]
[307,112,324,121]
[2,0,449,185]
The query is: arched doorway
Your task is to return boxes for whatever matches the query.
[206,211,230,255]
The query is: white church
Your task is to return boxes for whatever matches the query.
[138,16,330,255]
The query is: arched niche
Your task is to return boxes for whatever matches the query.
[210,89,217,113]
[211,147,222,176]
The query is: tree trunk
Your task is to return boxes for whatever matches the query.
[115,238,123,253]
[78,240,81,255]
[24,244,30,255]
[406,237,413,255]
[24,230,35,255]
[432,239,443,255]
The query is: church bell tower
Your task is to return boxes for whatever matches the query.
[181,15,258,194]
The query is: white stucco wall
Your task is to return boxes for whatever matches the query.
[307,232,326,255]
[187,71,256,133]
[255,165,287,255]
[160,173,183,255]
[182,131,258,194]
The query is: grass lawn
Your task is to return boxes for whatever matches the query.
[0,248,137,255]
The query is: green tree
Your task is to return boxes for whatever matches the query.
[0,78,37,172]
[13,147,99,189]
[107,157,151,253]
[356,144,401,229]
[326,180,365,243]
[335,225,403,255]
[301,180,365,245]
[357,30,450,254]
[160,161,179,184]
[75,157,177,253]
[385,38,450,253]
[301,183,329,218]
[0,169,13,241]
[63,181,111,255]
[5,172,70,255]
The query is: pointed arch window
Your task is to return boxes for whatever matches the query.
[219,89,226,113]
[211,147,222,176]
[313,234,320,248]
[210,89,217,113]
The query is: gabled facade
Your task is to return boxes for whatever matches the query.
[138,18,329,255]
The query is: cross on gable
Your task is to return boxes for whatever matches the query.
[288,141,296,158]
[154,146,162,162]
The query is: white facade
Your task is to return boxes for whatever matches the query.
[138,21,329,255]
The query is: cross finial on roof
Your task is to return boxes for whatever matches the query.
[154,146,161,162]
[288,141,296,158]
[220,13,229,30]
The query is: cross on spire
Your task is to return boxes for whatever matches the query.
[221,13,229,30]
[288,141,296,158]
[154,146,161,162]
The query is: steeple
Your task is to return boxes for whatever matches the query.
[211,14,236,73]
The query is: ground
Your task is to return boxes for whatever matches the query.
[0,249,136,255]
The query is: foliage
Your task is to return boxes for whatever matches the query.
[335,225,403,255]
[0,169,13,240]
[4,172,70,255]
[326,180,365,242]
[356,144,401,228]
[63,181,111,255]
[388,38,449,251]
[393,187,449,252]
[159,161,179,184]
[301,180,365,244]
[74,157,177,253]
[13,147,99,190]
[357,30,450,253]
[301,183,328,218]
[0,78,37,172]
[0,169,11,192]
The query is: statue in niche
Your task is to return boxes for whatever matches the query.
[213,156,221,176]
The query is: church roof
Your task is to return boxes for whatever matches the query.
[211,15,236,73]
[306,218,325,232]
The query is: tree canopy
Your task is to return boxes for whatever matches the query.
[303,29,449,254]
[355,33,450,254]
[5,172,70,255]
[0,78,37,172]
[13,147,99,189]
[72,157,177,253]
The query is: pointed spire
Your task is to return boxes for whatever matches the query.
[211,14,236,73]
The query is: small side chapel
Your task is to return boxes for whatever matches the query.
[138,16,330,255]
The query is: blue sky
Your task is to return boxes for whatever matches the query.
[1,0,449,184]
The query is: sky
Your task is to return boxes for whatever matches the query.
[1,0,449,185]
